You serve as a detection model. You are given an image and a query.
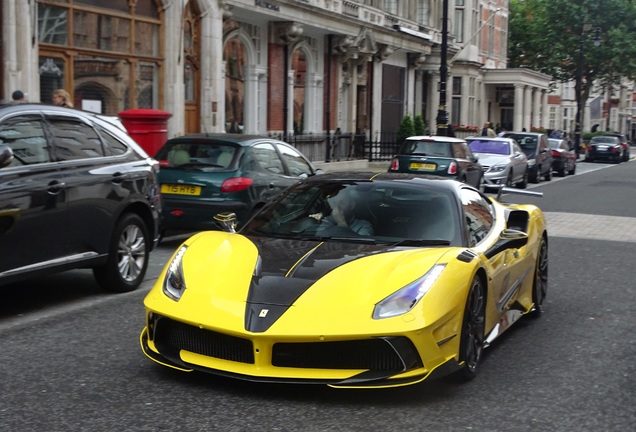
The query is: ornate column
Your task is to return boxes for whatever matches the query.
[514,84,524,131]
[533,87,542,129]
[542,90,549,131]
[524,85,532,130]
[428,71,440,134]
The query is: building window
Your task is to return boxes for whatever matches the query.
[454,1,465,43]
[417,0,430,27]
[37,0,162,115]
[385,0,399,15]
[452,76,462,126]
[472,0,479,47]
[549,106,557,130]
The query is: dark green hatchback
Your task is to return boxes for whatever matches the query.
[154,134,320,234]
[388,136,483,189]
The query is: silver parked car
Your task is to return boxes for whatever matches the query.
[467,136,528,190]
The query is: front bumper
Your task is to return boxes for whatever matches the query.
[139,313,462,388]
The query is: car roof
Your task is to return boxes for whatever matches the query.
[466,136,516,144]
[405,135,467,143]
[501,131,544,137]
[166,133,285,147]
[301,171,469,194]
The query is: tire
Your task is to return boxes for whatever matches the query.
[515,170,528,189]
[529,236,548,318]
[544,166,552,181]
[568,163,576,176]
[505,172,513,187]
[94,213,150,293]
[557,163,566,177]
[529,167,539,184]
[455,275,486,381]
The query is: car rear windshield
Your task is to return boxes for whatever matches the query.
[591,136,619,144]
[401,140,453,157]
[468,139,510,155]
[155,142,238,169]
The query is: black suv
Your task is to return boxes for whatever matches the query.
[500,132,553,183]
[0,103,161,292]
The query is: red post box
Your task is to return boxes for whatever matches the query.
[118,109,172,157]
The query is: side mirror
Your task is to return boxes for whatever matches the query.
[483,229,529,259]
[0,144,14,168]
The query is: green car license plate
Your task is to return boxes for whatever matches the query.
[410,162,436,171]
[161,184,201,196]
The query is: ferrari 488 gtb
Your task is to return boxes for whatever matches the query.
[140,172,548,388]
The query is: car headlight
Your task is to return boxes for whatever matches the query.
[489,164,506,173]
[163,246,188,301]
[373,264,446,319]
[527,159,536,167]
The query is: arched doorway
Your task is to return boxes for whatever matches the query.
[223,36,246,133]
[291,49,307,134]
[183,2,201,133]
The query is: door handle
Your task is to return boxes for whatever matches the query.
[47,181,66,194]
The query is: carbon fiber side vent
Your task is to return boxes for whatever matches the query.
[457,249,478,263]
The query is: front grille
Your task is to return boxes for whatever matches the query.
[272,337,416,370]
[153,316,255,364]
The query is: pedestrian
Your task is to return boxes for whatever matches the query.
[52,89,73,108]
[481,122,496,137]
[11,90,26,102]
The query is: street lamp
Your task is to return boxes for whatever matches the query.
[574,23,601,157]
[436,0,449,136]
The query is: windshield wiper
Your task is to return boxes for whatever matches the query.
[391,239,451,247]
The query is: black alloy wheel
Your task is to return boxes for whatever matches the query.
[455,275,486,381]
[94,213,150,293]
[530,236,548,318]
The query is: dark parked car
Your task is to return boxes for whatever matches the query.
[0,103,161,292]
[585,135,624,163]
[388,136,483,189]
[500,132,552,183]
[548,138,576,176]
[154,133,321,234]
[601,133,630,161]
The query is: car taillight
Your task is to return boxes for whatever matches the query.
[611,146,619,153]
[448,161,457,175]
[221,177,253,192]
[551,150,560,157]
[390,158,399,170]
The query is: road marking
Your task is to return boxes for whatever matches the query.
[545,212,636,243]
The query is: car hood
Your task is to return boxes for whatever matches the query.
[150,232,455,334]
[473,153,509,167]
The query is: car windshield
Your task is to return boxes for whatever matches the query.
[505,134,537,157]
[242,180,458,246]
[468,139,511,155]
[591,136,619,144]
[548,139,563,149]
[400,140,453,157]
[155,141,238,169]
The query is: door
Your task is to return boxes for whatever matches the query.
[0,113,68,276]
[183,4,201,133]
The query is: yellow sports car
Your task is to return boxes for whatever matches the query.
[141,172,548,388]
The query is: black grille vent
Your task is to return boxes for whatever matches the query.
[272,338,412,370]
[154,317,255,364]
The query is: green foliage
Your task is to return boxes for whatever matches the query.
[397,115,415,144]
[413,115,426,135]
[509,0,636,97]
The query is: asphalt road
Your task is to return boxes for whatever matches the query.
[1,159,635,432]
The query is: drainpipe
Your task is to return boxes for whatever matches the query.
[326,35,333,161]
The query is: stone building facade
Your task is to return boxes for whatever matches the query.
[2,0,552,152]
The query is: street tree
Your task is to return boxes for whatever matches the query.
[509,0,636,129]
